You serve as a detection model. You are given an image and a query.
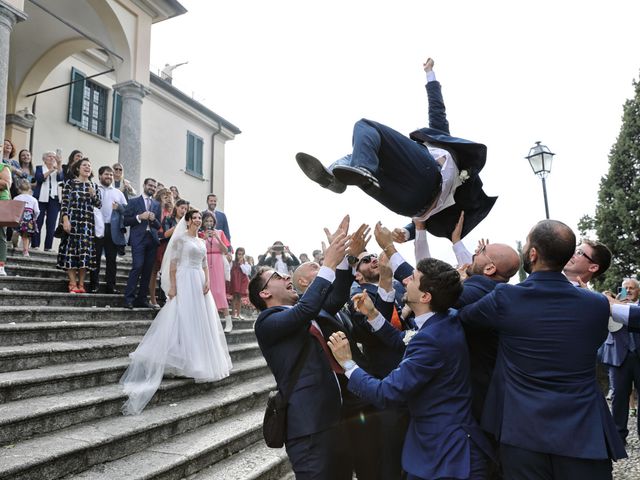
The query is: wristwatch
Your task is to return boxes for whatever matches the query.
[347,255,359,266]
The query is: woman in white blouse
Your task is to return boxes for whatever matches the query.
[33,151,64,251]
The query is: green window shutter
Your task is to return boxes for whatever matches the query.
[195,137,203,175]
[68,67,86,126]
[111,92,122,141]
[186,132,195,172]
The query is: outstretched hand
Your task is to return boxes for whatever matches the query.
[392,228,408,244]
[323,232,349,269]
[378,253,393,291]
[324,215,350,244]
[423,58,434,73]
[351,292,377,319]
[347,224,371,257]
[374,222,395,251]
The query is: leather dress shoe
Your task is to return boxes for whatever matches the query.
[125,303,134,310]
[332,165,380,194]
[295,152,346,194]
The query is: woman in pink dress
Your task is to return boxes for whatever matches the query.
[201,212,233,332]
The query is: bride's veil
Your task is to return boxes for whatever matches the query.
[160,216,187,295]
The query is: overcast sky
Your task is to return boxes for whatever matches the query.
[149,0,640,265]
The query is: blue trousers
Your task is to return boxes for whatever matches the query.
[330,119,441,217]
[124,234,157,305]
[611,351,640,442]
[500,443,611,480]
[33,198,60,250]
[285,424,351,480]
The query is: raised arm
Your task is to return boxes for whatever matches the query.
[423,58,450,134]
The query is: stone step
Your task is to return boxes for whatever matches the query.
[0,290,130,308]
[66,407,290,480]
[3,264,130,283]
[0,320,152,346]
[0,276,128,294]
[0,336,262,373]
[187,441,291,480]
[0,374,275,480]
[66,411,288,480]
[0,357,269,445]
[0,306,156,324]
[0,321,256,347]
[0,351,267,404]
[7,250,133,266]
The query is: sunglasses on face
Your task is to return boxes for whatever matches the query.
[261,271,289,291]
[574,248,594,263]
[357,253,378,268]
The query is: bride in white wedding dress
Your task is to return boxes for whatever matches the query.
[120,209,232,415]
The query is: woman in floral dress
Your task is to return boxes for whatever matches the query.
[57,158,101,293]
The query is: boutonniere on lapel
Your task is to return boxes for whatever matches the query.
[458,170,470,183]
[403,329,418,346]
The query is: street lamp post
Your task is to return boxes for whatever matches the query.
[525,141,555,219]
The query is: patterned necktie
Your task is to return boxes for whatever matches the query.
[309,324,345,374]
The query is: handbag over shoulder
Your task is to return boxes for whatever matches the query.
[0,200,26,227]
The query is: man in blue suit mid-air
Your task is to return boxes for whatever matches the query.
[328,257,493,480]
[458,220,626,479]
[296,57,496,240]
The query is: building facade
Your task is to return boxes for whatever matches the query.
[1,0,239,206]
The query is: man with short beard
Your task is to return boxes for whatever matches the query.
[374,222,520,425]
[457,220,625,479]
[89,166,127,294]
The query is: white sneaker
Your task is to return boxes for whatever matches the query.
[0,266,6,276]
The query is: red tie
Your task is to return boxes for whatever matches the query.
[309,324,345,374]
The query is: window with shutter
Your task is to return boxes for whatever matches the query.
[186,131,204,177]
[68,67,86,126]
[68,67,108,137]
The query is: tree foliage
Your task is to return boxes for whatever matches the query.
[589,77,640,290]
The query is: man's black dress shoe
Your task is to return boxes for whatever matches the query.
[332,165,381,193]
[125,303,134,310]
[105,288,120,295]
[295,152,346,194]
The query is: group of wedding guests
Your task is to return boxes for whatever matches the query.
[1,140,256,323]
[248,213,634,480]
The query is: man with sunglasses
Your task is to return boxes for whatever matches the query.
[347,248,414,480]
[250,231,351,480]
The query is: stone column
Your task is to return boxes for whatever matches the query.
[0,1,27,139]
[113,80,149,192]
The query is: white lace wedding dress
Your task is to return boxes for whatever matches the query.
[120,231,232,415]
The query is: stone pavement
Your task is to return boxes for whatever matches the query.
[613,411,640,480]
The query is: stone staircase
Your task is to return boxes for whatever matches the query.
[0,250,291,479]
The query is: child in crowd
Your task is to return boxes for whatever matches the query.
[229,247,251,319]
[12,180,39,256]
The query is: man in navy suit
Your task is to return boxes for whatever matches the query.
[602,278,640,444]
[328,257,492,480]
[205,193,231,249]
[250,232,351,480]
[458,220,626,479]
[123,178,162,309]
[296,57,496,240]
